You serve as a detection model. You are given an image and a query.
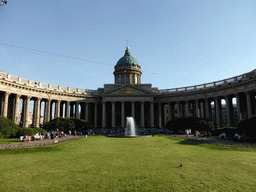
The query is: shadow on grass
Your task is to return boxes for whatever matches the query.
[178,139,206,146]
[167,137,256,152]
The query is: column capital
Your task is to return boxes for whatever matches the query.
[5,91,10,96]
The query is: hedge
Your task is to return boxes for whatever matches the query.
[166,117,215,134]
[210,127,237,137]
[237,115,256,139]
[16,127,46,137]
[0,116,19,138]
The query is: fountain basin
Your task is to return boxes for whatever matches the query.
[108,134,152,138]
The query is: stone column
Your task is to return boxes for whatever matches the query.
[94,103,97,128]
[3,92,10,118]
[168,103,171,121]
[14,94,20,124]
[158,103,162,128]
[195,100,199,118]
[121,101,125,128]
[215,97,221,126]
[205,99,210,120]
[185,100,190,117]
[65,101,70,118]
[140,102,145,128]
[150,102,154,128]
[46,99,51,122]
[55,100,61,118]
[24,96,31,127]
[235,94,242,122]
[112,101,115,128]
[85,103,89,121]
[246,91,253,118]
[102,102,106,128]
[35,98,41,128]
[177,102,181,117]
[200,102,205,118]
[131,101,135,119]
[225,96,232,127]
[75,102,80,119]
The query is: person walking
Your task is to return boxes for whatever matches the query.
[195,130,199,140]
[185,129,189,138]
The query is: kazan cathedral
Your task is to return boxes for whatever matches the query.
[0,47,256,128]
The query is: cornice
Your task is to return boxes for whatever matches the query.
[0,80,94,99]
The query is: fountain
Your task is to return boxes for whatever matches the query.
[108,116,152,137]
[125,117,138,136]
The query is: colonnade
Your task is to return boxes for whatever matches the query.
[0,90,255,128]
[160,91,256,127]
[0,92,98,128]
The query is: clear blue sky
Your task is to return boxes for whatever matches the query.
[1,0,256,90]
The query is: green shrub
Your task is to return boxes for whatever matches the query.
[211,128,237,137]
[0,116,19,138]
[43,117,91,134]
[16,127,35,137]
[33,127,46,136]
[70,118,91,133]
[43,117,75,133]
[166,117,215,134]
[237,115,256,139]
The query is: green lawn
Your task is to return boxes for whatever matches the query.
[0,138,21,144]
[0,135,255,191]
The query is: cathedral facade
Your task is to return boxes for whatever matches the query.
[1,47,256,128]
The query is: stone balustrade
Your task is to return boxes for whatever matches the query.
[1,69,255,95]
[158,70,255,93]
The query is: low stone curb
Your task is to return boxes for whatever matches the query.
[0,135,85,149]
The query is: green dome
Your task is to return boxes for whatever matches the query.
[116,47,139,66]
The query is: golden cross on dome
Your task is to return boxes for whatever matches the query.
[126,40,129,50]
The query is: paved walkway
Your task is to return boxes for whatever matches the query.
[0,135,85,149]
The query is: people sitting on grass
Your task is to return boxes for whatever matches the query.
[25,134,31,141]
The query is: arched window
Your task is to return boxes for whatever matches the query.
[126,76,129,83]
[121,76,124,83]
[132,76,134,83]
[117,77,121,84]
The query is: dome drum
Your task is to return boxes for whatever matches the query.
[114,47,142,85]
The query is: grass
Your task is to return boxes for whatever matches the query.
[0,135,255,191]
[0,138,21,144]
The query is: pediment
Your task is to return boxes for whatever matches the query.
[103,84,154,95]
